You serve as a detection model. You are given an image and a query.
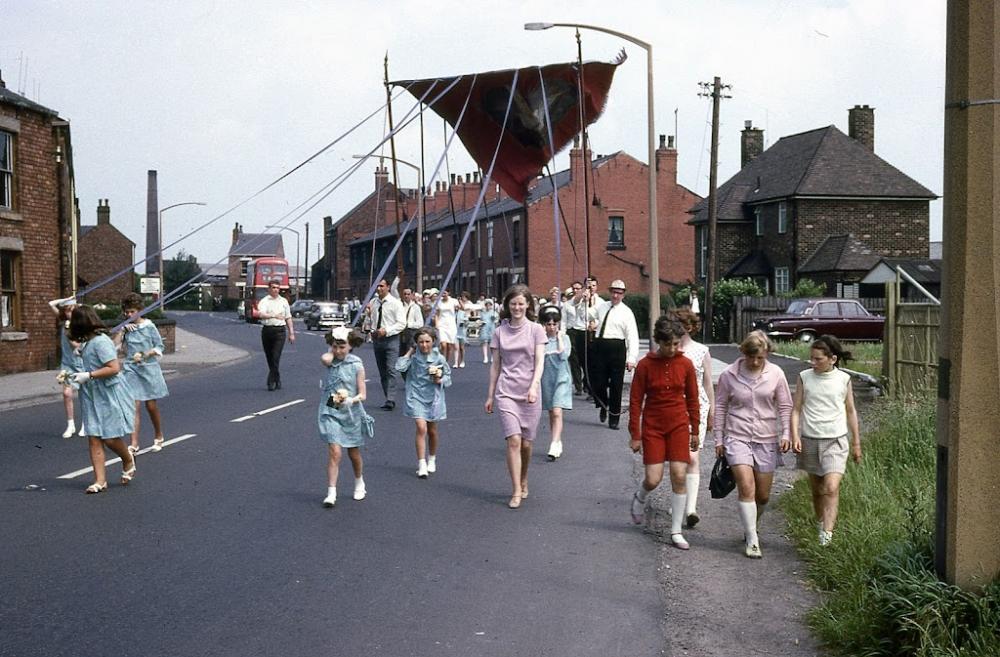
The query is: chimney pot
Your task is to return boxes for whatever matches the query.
[667,135,675,149]
[450,174,457,184]
[658,134,666,149]
[741,121,764,168]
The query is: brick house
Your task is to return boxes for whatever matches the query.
[688,105,938,296]
[226,223,285,300]
[342,137,700,299]
[77,199,135,304]
[0,74,77,374]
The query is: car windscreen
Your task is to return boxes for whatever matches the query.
[786,300,810,315]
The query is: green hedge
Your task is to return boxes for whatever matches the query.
[622,293,675,335]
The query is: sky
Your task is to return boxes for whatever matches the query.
[4,0,946,272]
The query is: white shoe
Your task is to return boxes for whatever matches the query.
[62,423,75,439]
[427,458,436,474]
[670,533,690,550]
[547,441,563,460]
[77,425,86,437]
[127,445,139,457]
[819,530,833,547]
[482,357,488,363]
[459,362,465,368]
[353,480,367,501]
[151,437,164,452]
[322,491,337,508]
[745,543,763,558]
[417,461,429,479]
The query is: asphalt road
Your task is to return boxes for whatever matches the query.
[1,312,667,657]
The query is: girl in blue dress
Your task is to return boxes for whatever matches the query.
[539,305,572,460]
[68,305,137,494]
[318,327,373,507]
[395,327,452,478]
[49,296,85,438]
[479,299,497,364]
[120,293,169,455]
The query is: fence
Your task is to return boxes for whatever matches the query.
[883,280,940,396]
[728,295,886,344]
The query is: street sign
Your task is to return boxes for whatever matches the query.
[141,276,161,294]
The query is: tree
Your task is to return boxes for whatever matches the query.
[163,250,202,297]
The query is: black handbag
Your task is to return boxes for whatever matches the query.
[709,454,736,499]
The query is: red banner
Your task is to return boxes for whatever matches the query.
[396,54,625,202]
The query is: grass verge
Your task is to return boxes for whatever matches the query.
[773,341,883,378]
[779,396,1000,656]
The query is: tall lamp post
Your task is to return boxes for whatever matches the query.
[265,224,301,299]
[353,154,425,291]
[159,201,206,310]
[525,21,659,331]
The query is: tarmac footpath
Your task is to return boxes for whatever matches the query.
[0,327,250,412]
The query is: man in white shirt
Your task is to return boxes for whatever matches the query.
[399,287,425,352]
[368,278,406,410]
[587,279,638,430]
[564,281,587,395]
[256,280,296,391]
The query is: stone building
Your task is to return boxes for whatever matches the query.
[688,105,937,297]
[77,199,135,304]
[0,73,77,374]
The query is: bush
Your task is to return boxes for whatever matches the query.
[671,284,703,309]
[780,396,1000,656]
[710,278,764,341]
[782,277,827,299]
[622,293,673,335]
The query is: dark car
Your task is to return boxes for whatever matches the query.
[290,299,315,318]
[304,302,347,331]
[752,298,884,343]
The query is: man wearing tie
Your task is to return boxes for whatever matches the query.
[369,279,405,410]
[587,279,639,430]
[399,287,425,352]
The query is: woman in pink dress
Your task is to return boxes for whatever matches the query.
[485,284,547,509]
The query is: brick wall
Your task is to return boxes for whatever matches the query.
[0,102,73,374]
[797,198,930,263]
[78,224,134,304]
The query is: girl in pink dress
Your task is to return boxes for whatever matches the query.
[485,285,547,509]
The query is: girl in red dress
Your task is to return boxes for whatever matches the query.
[628,316,700,549]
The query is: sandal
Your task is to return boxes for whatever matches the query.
[121,457,137,486]
[85,482,108,494]
[520,483,529,499]
[670,533,690,550]
[508,494,522,509]
[127,444,139,457]
[151,437,164,452]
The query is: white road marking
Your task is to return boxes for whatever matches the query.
[57,433,197,479]
[230,398,305,423]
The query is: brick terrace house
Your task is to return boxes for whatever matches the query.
[0,74,78,374]
[226,223,285,300]
[688,106,937,297]
[342,137,700,299]
[77,199,135,304]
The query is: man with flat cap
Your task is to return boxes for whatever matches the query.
[587,279,639,430]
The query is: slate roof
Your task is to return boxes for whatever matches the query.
[228,233,283,257]
[866,257,942,284]
[689,126,937,224]
[727,250,772,277]
[799,234,880,273]
[0,85,59,116]
[347,153,618,247]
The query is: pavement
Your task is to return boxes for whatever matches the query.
[0,327,251,411]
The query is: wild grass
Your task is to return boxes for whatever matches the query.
[773,341,883,378]
[779,396,1000,656]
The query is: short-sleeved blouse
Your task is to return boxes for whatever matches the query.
[317,353,371,447]
[396,348,451,421]
[541,333,573,410]
[78,334,136,439]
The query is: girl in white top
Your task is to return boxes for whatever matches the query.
[791,334,861,547]
[435,290,459,365]
[673,307,714,530]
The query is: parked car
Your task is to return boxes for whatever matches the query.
[237,299,246,320]
[290,299,315,318]
[752,298,884,343]
[304,302,348,331]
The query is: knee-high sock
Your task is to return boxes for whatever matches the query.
[685,474,700,515]
[739,501,759,546]
[671,494,687,535]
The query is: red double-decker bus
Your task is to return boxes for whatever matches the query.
[244,257,290,323]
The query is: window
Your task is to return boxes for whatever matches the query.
[774,266,789,294]
[423,235,428,265]
[512,217,521,256]
[452,232,459,259]
[815,302,838,317]
[839,301,861,316]
[607,215,625,249]
[0,131,12,209]
[436,234,442,266]
[486,273,494,297]
[778,202,788,234]
[405,237,415,267]
[754,208,764,236]
[471,224,478,259]
[1,250,20,329]
[487,221,494,258]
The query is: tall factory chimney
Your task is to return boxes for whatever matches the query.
[146,170,159,275]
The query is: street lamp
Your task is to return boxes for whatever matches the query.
[525,21,660,332]
[265,224,300,299]
[159,201,207,310]
[352,154,425,291]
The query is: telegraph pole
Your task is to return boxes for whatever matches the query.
[698,76,731,342]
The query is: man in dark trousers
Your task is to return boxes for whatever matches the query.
[368,279,405,410]
[587,279,639,430]
[256,280,296,391]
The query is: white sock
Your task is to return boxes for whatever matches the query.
[685,474,700,515]
[428,455,436,468]
[418,458,427,470]
[671,494,687,534]
[66,420,75,431]
[739,501,759,546]
[78,425,86,436]
[636,485,650,503]
[354,477,365,490]
[327,486,336,498]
